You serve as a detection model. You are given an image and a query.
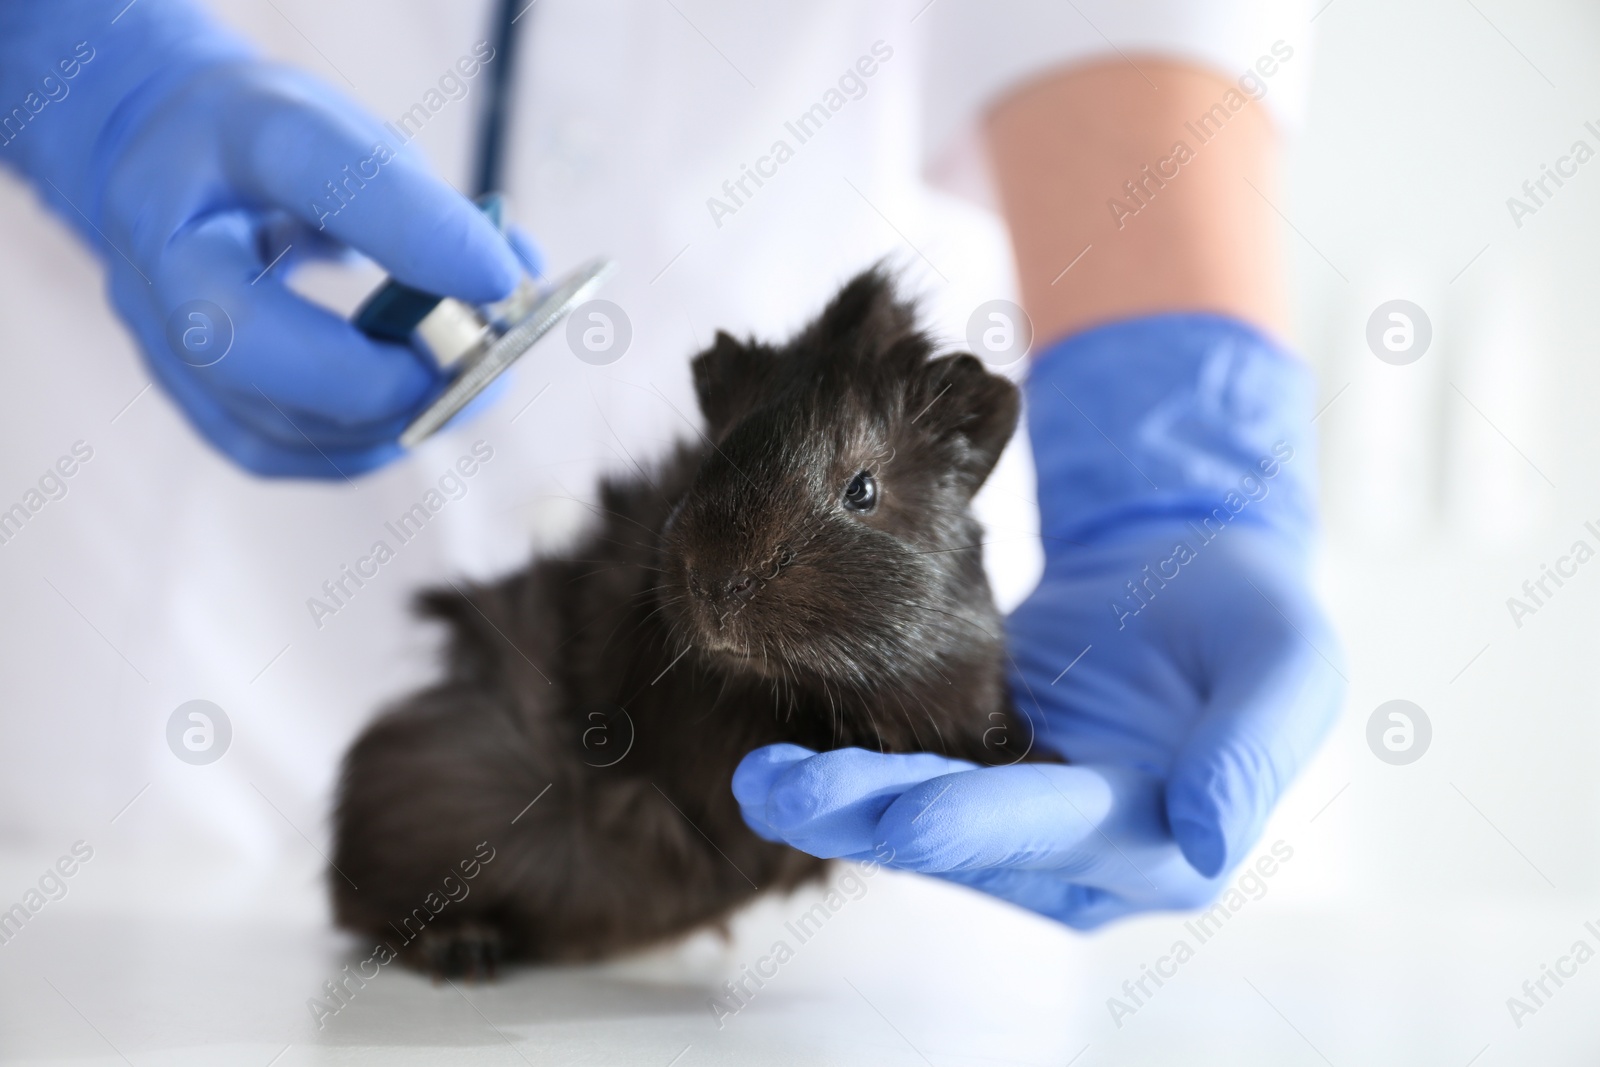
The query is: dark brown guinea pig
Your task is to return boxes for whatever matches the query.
[329,268,1044,978]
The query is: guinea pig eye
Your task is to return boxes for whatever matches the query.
[842,470,877,513]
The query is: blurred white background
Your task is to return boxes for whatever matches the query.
[1,0,1598,1064]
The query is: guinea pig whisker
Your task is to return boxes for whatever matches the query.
[590,388,682,505]
[905,542,993,556]
[557,495,661,538]
[549,600,636,653]
[567,563,668,589]
[883,597,1002,640]
[615,602,675,643]
[892,696,927,751]
[581,590,691,661]
[711,670,737,711]
[900,688,949,752]
[566,558,667,573]
[587,533,663,555]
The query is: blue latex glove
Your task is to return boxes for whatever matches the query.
[0,1,524,477]
[734,314,1344,928]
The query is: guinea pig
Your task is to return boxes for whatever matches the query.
[329,268,1045,978]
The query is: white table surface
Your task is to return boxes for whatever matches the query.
[2,848,1596,1066]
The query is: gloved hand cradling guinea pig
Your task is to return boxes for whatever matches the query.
[330,269,1056,976]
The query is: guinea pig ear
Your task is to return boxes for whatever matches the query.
[912,353,1020,492]
[691,331,771,439]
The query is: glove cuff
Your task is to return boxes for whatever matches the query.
[1026,312,1318,556]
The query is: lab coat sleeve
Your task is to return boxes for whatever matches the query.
[917,0,1315,205]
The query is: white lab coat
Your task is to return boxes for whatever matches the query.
[0,0,1308,907]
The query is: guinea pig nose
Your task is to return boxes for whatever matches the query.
[725,574,758,602]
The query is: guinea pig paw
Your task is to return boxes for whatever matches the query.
[416,921,508,983]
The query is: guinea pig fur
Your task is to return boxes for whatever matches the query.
[330,268,1047,977]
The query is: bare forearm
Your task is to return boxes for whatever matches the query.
[985,57,1288,348]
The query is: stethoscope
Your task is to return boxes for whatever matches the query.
[472,0,524,198]
[354,0,616,447]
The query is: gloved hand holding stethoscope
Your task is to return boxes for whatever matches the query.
[0,0,596,477]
